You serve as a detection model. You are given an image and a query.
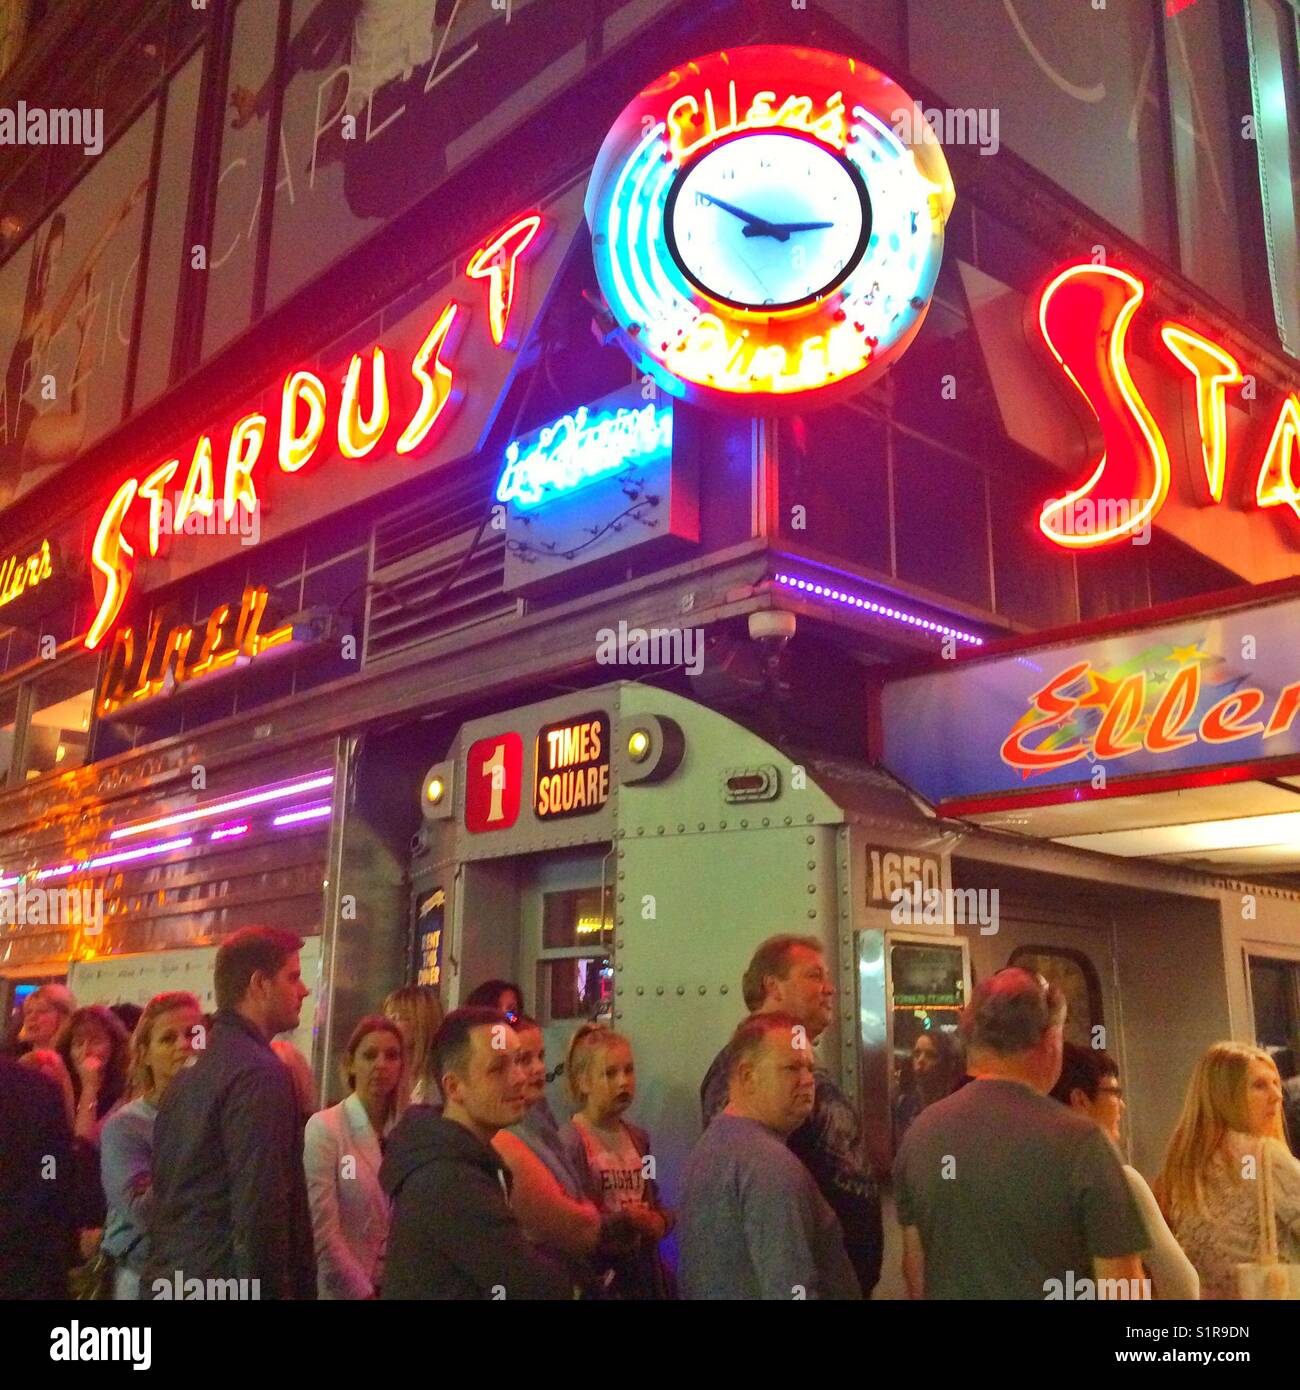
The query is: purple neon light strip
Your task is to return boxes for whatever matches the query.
[773,573,984,646]
[110,772,335,841]
[28,835,196,884]
[272,804,332,827]
[209,824,250,842]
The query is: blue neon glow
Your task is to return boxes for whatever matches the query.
[496,402,673,509]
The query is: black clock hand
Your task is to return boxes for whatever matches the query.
[769,220,835,234]
[699,193,784,239]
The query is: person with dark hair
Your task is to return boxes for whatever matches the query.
[680,1012,860,1300]
[894,968,1148,1300]
[100,991,203,1300]
[144,926,316,1300]
[0,1054,76,1298]
[1050,1041,1198,1299]
[303,1015,404,1299]
[893,1029,964,1146]
[109,1001,143,1037]
[58,1004,130,1143]
[699,933,882,1296]
[463,979,525,1022]
[380,1006,569,1300]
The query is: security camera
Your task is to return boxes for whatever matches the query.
[748,610,797,643]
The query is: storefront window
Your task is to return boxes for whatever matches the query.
[23,654,95,779]
[542,885,613,951]
[540,955,613,1022]
[1250,956,1300,1081]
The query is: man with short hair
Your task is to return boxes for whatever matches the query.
[894,967,1148,1300]
[680,1012,860,1299]
[701,933,883,1294]
[145,926,316,1299]
[380,1007,570,1300]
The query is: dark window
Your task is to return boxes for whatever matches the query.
[894,432,992,610]
[1009,945,1103,1052]
[1250,957,1300,1081]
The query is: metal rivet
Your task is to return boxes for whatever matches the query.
[616,962,624,972]
[720,984,729,995]
[807,884,816,894]
[720,820,728,829]
[617,892,625,902]
[677,823,685,832]
[784,816,792,826]
[807,861,816,870]
[616,939,624,949]
[806,814,814,823]
[656,826,665,835]
[618,870,626,880]
[740,818,748,828]
[762,817,770,827]
[656,986,665,996]
[637,827,645,836]
[806,835,815,845]
[676,985,685,996]
[636,986,645,996]
[807,909,817,918]
[698,985,707,995]
[616,986,623,996]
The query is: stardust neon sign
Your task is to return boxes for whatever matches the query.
[1033,261,1300,549]
[86,214,547,650]
[496,400,672,509]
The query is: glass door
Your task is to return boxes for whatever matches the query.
[520,850,615,1105]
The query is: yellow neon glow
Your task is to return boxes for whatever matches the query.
[667,311,871,395]
[667,83,847,162]
[1036,265,1171,549]
[87,478,138,651]
[338,347,390,458]
[1255,394,1300,524]
[465,216,542,347]
[279,370,327,473]
[138,459,179,557]
[425,776,444,804]
[223,413,266,523]
[627,729,651,760]
[396,302,460,454]
[1160,323,1243,504]
[175,436,216,530]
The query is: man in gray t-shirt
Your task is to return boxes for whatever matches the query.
[894,969,1148,1300]
[680,1013,861,1300]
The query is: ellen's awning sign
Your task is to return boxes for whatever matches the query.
[881,595,1300,812]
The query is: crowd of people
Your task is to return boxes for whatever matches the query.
[2,927,1299,1300]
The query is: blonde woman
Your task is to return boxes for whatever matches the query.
[383,985,442,1106]
[99,992,203,1299]
[303,1016,404,1299]
[1154,1042,1300,1299]
[559,1024,673,1299]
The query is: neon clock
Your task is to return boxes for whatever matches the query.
[584,45,955,411]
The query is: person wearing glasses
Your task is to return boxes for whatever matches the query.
[1050,1042,1198,1299]
[894,967,1148,1300]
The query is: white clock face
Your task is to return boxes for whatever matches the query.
[665,131,869,310]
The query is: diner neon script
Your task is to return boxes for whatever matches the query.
[495,401,672,509]
[85,215,546,650]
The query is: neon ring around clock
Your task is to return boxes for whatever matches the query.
[584,45,955,410]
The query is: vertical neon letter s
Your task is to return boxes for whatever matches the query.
[1034,264,1170,547]
[87,478,138,650]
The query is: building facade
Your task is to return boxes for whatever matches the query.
[0,0,1298,1294]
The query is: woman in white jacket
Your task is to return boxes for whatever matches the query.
[303,1016,405,1299]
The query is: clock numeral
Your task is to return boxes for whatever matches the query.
[791,245,807,270]
[721,168,736,181]
[694,192,710,207]
[759,159,772,170]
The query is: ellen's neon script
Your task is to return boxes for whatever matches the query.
[496,402,673,509]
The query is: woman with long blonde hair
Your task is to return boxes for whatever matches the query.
[382,985,442,1107]
[1154,1042,1300,1298]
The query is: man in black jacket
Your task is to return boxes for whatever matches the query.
[0,1055,75,1298]
[144,926,316,1300]
[381,1007,570,1300]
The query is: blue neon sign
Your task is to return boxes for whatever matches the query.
[496,400,673,510]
